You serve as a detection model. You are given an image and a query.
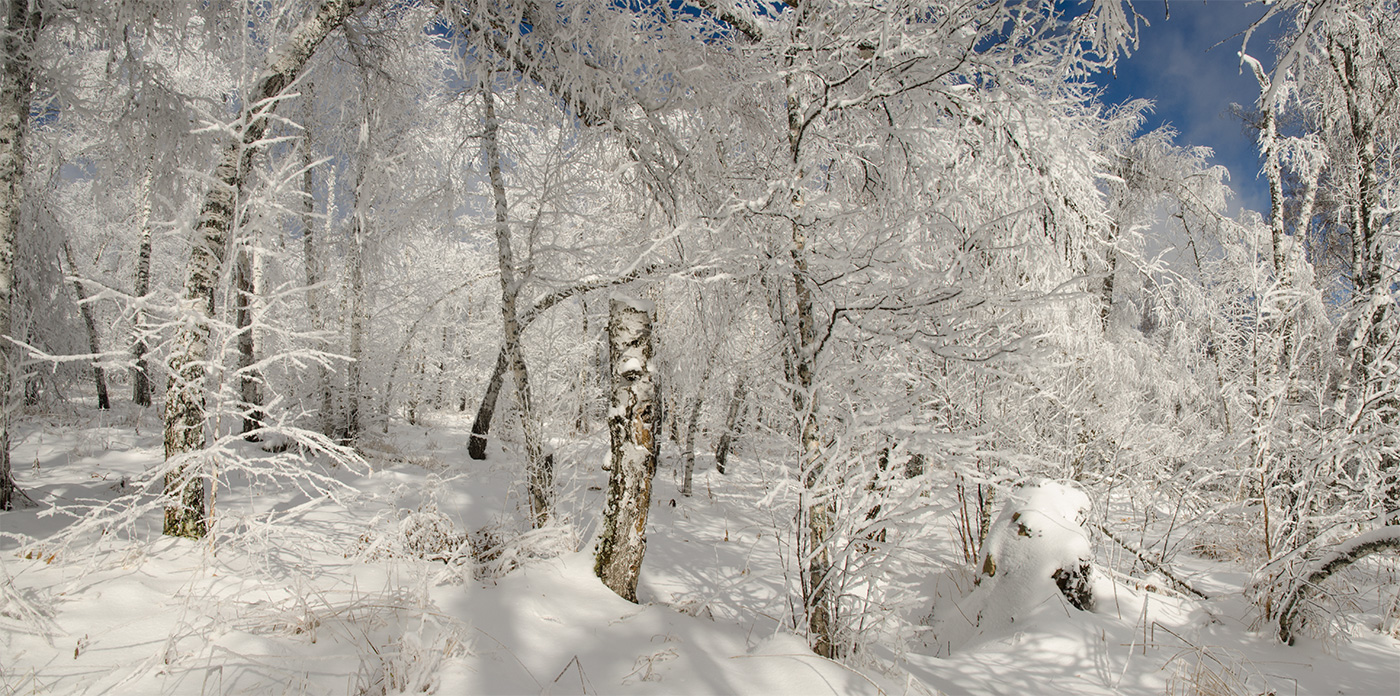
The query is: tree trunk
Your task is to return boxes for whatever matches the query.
[60,242,109,409]
[681,354,714,497]
[300,80,332,435]
[713,377,745,474]
[233,241,264,437]
[1326,36,1398,519]
[481,71,551,526]
[0,0,41,511]
[782,1,836,656]
[575,297,591,433]
[469,348,508,460]
[595,297,657,602]
[131,169,154,408]
[344,206,365,443]
[163,0,364,539]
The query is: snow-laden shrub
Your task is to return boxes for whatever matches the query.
[365,622,470,696]
[463,517,578,582]
[929,479,1096,651]
[356,501,468,564]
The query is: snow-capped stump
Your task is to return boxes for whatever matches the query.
[933,480,1097,650]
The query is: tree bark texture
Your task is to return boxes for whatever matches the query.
[60,242,109,409]
[681,354,714,497]
[481,72,551,526]
[784,2,836,657]
[713,377,745,474]
[0,0,40,511]
[131,169,154,407]
[343,180,366,443]
[233,242,264,437]
[595,297,657,603]
[468,348,509,460]
[163,0,364,538]
[467,270,658,460]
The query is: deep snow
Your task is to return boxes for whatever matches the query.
[2,405,1398,695]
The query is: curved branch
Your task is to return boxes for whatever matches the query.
[1276,525,1400,645]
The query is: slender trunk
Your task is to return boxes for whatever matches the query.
[1100,223,1116,332]
[234,241,263,437]
[1264,109,1290,284]
[163,0,364,538]
[575,298,590,433]
[301,81,329,435]
[468,348,508,460]
[60,242,109,409]
[0,0,40,511]
[783,0,835,658]
[713,377,745,474]
[131,168,154,407]
[595,297,656,602]
[1329,37,1396,517]
[435,325,448,410]
[345,207,364,442]
[681,354,714,497]
[481,72,550,526]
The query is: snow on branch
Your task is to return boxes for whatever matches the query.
[1272,525,1400,645]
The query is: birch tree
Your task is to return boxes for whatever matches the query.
[595,296,657,602]
[689,0,1141,657]
[163,0,368,539]
[0,0,42,510]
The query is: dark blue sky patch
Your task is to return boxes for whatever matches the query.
[1090,0,1287,215]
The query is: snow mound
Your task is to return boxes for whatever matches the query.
[931,479,1095,651]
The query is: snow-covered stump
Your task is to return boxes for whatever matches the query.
[1272,525,1400,645]
[594,297,658,603]
[934,480,1096,649]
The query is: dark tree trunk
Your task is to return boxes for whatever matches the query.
[469,348,509,460]
[713,377,746,474]
[60,242,109,409]
[131,173,154,408]
[0,0,41,511]
[233,243,264,438]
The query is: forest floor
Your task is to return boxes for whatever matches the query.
[2,405,1398,695]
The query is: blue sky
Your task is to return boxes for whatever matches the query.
[1090,0,1287,215]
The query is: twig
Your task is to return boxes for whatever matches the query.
[1095,523,1210,600]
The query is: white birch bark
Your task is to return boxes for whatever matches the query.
[782,0,836,658]
[480,71,551,526]
[595,296,657,602]
[131,166,155,407]
[163,0,366,538]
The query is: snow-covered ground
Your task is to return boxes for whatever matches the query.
[3,406,1398,694]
